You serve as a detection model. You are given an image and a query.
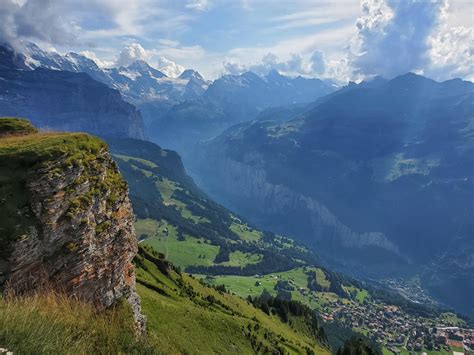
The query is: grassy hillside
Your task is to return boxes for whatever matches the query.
[107,138,365,307]
[107,137,463,354]
[135,246,330,354]
[108,138,335,278]
[0,246,330,354]
[107,138,373,351]
[0,293,152,354]
[199,267,363,311]
[0,120,441,354]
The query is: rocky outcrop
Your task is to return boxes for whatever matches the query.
[0,130,145,331]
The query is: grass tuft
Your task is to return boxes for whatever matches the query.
[0,292,153,354]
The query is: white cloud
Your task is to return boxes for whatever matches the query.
[268,3,361,31]
[228,24,355,64]
[427,1,474,81]
[324,57,357,84]
[116,43,150,67]
[270,17,343,31]
[220,23,354,82]
[349,0,445,78]
[347,0,473,81]
[154,45,206,61]
[80,50,114,68]
[222,53,306,77]
[223,50,330,79]
[185,0,210,11]
[3,0,471,83]
[109,42,193,77]
[156,56,185,78]
[157,39,180,47]
[429,25,473,81]
[0,0,78,49]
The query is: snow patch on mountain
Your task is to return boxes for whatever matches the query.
[13,42,209,105]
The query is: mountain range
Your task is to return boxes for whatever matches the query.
[1,41,472,320]
[6,42,336,154]
[148,69,336,153]
[190,73,474,315]
[0,45,145,139]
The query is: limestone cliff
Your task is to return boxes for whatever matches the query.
[0,118,145,330]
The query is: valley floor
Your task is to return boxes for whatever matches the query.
[135,217,473,355]
[200,272,472,355]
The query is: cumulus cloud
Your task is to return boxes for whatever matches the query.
[0,0,77,49]
[429,26,474,81]
[349,0,445,78]
[324,57,357,84]
[113,43,187,76]
[427,2,474,81]
[156,56,185,78]
[223,50,329,78]
[80,50,114,68]
[347,0,474,81]
[116,43,150,67]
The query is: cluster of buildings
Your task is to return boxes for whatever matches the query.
[435,327,474,352]
[319,297,473,354]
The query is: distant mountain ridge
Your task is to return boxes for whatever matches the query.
[191,72,474,315]
[0,45,145,139]
[148,69,337,154]
[17,42,210,106]
[7,42,336,155]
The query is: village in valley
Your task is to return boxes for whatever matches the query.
[317,293,473,355]
[204,268,473,355]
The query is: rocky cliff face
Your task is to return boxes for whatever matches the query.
[0,121,145,331]
[194,153,400,255]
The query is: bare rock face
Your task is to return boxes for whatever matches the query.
[0,142,145,331]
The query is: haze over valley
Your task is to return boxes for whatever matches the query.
[0,0,473,353]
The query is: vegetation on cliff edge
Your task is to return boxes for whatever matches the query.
[0,117,125,256]
[0,117,38,136]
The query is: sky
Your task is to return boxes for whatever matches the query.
[0,0,472,82]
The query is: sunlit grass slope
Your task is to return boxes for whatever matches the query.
[135,246,330,354]
[0,293,152,354]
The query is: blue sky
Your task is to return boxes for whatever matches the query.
[1,0,473,81]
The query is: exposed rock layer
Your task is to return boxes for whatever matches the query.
[0,131,145,330]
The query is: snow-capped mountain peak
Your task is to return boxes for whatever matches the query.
[179,69,204,81]
[12,42,209,105]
